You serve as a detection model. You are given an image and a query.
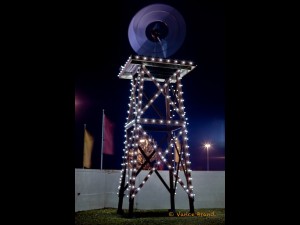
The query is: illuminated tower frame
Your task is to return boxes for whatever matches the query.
[117,55,196,216]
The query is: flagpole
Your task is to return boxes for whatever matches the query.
[83,123,86,169]
[101,109,104,170]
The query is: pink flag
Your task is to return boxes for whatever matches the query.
[103,114,114,155]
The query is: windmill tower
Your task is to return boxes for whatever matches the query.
[116,4,196,216]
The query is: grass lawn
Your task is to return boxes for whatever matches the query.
[75,208,225,225]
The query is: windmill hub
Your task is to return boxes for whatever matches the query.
[145,21,169,42]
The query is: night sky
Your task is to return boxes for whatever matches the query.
[74,0,225,171]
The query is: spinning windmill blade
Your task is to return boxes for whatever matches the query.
[128,3,186,58]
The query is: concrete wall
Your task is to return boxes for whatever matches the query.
[75,169,225,212]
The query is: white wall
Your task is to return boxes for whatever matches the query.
[75,169,225,212]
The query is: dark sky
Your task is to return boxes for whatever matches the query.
[74,0,225,171]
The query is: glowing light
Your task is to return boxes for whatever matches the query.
[205,143,211,148]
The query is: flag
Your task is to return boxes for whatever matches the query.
[83,127,94,168]
[103,114,114,155]
[174,139,181,163]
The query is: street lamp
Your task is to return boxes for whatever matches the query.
[204,143,211,171]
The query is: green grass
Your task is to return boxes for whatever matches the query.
[75,208,225,225]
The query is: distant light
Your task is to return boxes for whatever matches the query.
[204,143,211,148]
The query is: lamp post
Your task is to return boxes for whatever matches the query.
[204,143,211,171]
